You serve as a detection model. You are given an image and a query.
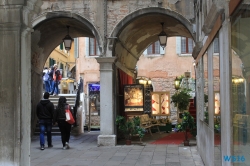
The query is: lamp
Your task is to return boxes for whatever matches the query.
[148,78,152,85]
[174,77,180,90]
[158,22,167,49]
[63,26,73,51]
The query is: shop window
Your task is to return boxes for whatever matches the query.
[88,83,100,116]
[203,53,208,124]
[231,2,250,162]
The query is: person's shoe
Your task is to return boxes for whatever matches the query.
[48,145,53,148]
[40,145,45,150]
[63,146,67,150]
[65,142,70,149]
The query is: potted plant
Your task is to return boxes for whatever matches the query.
[175,111,196,146]
[171,88,192,118]
[158,118,172,133]
[116,115,145,145]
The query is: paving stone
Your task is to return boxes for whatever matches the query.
[166,162,181,166]
[31,132,204,166]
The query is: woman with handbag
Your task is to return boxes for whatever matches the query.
[53,96,73,149]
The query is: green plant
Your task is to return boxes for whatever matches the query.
[175,112,196,141]
[204,111,208,124]
[171,88,192,112]
[116,116,145,140]
[204,94,208,103]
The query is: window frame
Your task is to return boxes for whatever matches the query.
[89,37,99,56]
[181,37,193,54]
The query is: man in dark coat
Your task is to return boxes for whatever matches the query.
[36,92,54,150]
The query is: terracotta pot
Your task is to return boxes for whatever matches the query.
[184,140,189,146]
[126,140,131,145]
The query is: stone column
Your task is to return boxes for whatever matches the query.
[96,57,116,146]
[0,4,32,166]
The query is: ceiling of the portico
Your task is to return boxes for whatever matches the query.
[113,14,193,72]
[33,17,94,57]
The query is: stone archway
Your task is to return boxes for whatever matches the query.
[30,11,103,135]
[108,7,194,70]
[97,7,196,145]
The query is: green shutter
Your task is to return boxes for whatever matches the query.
[60,43,63,50]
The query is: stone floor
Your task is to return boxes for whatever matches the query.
[31,131,205,166]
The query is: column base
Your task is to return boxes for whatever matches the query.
[98,135,116,146]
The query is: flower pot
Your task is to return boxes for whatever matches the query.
[184,140,189,146]
[126,140,131,145]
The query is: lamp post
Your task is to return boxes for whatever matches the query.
[158,22,168,50]
[63,26,73,51]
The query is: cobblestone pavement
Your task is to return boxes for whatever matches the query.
[31,131,204,166]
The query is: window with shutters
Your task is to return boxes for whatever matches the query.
[181,37,193,54]
[147,41,160,54]
[60,43,64,50]
[143,41,165,56]
[89,37,100,56]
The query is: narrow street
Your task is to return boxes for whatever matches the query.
[31,131,204,166]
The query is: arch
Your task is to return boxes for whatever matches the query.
[110,7,194,41]
[31,11,103,68]
[30,11,103,135]
[107,7,195,72]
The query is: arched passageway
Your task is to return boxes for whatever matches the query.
[30,12,102,134]
[97,7,196,146]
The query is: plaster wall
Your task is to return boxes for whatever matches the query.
[76,37,100,93]
[137,37,195,93]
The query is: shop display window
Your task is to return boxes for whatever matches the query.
[151,92,170,115]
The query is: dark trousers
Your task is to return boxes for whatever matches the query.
[39,119,52,146]
[58,120,72,147]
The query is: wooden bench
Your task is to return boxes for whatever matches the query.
[140,114,161,135]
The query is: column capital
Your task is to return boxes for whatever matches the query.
[96,57,116,64]
[96,57,116,71]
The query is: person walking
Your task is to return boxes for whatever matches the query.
[36,92,54,150]
[53,96,72,149]
[48,66,54,92]
[50,64,61,96]
[43,67,50,92]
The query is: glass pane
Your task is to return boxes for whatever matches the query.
[181,37,187,53]
[155,41,160,54]
[231,2,250,165]
[147,44,153,54]
[188,38,193,53]
[213,35,221,166]
[203,53,208,124]
[89,38,95,55]
[214,38,219,53]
